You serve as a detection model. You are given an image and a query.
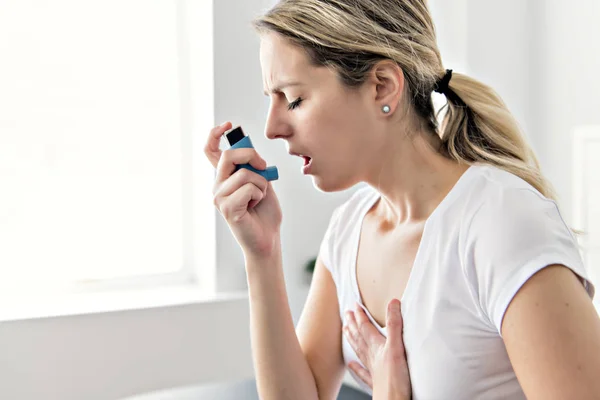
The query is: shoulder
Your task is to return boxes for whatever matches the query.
[322,185,379,252]
[457,165,593,331]
[328,184,379,231]
[322,184,378,242]
[319,184,379,276]
[461,164,566,237]
[459,164,585,286]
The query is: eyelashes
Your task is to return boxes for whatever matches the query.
[287,97,303,111]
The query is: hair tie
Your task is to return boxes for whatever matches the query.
[433,69,453,95]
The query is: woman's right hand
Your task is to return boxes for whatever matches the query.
[204,121,283,259]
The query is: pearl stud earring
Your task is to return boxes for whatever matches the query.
[382,105,391,113]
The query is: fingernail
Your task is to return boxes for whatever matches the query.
[394,299,401,313]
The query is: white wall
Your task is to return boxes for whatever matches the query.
[465,0,537,142]
[1,1,597,399]
[0,298,253,400]
[441,0,600,225]
[535,0,600,223]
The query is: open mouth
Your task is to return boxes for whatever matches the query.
[289,151,314,173]
[301,156,313,174]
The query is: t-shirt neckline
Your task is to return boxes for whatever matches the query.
[349,164,478,332]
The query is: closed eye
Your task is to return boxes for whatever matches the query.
[287,97,303,111]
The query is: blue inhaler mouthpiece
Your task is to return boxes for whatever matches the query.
[225,126,279,181]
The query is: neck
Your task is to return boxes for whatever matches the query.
[363,128,469,226]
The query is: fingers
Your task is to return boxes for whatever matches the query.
[344,311,368,350]
[213,167,268,201]
[353,304,382,339]
[208,121,271,222]
[386,299,406,357]
[204,121,232,168]
[344,309,372,370]
[217,182,264,223]
[215,147,268,184]
[348,361,373,389]
[386,299,403,331]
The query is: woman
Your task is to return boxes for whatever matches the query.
[204,1,600,399]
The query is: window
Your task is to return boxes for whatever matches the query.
[0,0,215,298]
[573,126,600,308]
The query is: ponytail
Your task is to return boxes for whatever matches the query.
[436,70,557,203]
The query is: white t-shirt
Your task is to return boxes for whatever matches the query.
[319,164,595,399]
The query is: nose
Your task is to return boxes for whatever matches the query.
[264,103,292,141]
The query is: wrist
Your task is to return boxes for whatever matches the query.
[247,239,281,262]
[373,393,409,400]
[243,231,281,261]
[244,237,282,271]
[372,384,410,400]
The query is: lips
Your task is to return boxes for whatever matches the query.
[288,150,313,174]
[289,151,312,164]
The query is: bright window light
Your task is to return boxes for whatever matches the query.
[0,0,214,296]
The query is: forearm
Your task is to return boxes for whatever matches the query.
[245,245,319,400]
[372,388,410,400]
[372,378,411,400]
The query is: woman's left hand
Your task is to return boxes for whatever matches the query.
[343,299,411,400]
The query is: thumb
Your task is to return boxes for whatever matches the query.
[386,299,405,354]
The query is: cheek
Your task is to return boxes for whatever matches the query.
[304,94,350,130]
[302,96,365,166]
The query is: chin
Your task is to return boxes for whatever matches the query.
[311,174,357,193]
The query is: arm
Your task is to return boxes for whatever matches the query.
[502,264,600,399]
[247,246,345,400]
[296,257,346,399]
[205,122,334,398]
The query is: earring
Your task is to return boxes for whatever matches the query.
[382,105,391,113]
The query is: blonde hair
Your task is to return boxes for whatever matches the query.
[252,0,557,203]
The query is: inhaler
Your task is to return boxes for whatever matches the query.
[225,126,279,181]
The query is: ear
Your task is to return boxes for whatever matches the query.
[367,60,405,115]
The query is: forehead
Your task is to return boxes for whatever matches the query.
[259,33,311,91]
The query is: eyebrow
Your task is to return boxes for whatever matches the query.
[263,81,303,96]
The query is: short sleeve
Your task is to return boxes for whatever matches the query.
[318,205,343,279]
[463,188,595,334]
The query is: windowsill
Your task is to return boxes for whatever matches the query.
[0,284,249,322]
